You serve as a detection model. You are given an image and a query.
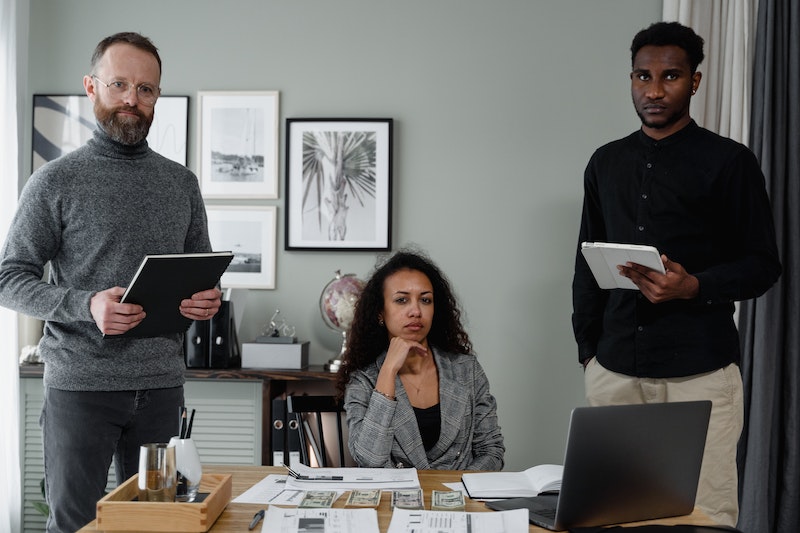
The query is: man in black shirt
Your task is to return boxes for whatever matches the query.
[572,22,781,527]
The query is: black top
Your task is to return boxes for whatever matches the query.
[572,121,781,378]
[413,403,441,451]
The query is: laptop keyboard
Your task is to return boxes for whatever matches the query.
[533,508,556,519]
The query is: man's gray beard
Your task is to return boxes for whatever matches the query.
[100,113,152,145]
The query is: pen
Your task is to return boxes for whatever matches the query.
[248,509,265,530]
[282,464,344,481]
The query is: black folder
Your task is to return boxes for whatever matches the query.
[209,301,240,368]
[287,414,302,467]
[271,398,287,466]
[116,251,234,338]
[184,319,210,368]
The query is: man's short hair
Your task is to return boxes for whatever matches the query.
[631,22,705,73]
[91,32,161,75]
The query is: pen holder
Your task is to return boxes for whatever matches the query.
[169,436,202,502]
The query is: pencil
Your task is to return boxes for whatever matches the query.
[179,407,187,439]
[186,408,196,439]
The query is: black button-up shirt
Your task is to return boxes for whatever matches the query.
[572,121,781,378]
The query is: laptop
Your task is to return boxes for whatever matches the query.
[486,401,711,531]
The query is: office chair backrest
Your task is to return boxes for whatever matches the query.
[286,395,346,467]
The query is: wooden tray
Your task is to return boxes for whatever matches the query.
[96,473,232,532]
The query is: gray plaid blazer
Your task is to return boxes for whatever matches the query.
[344,348,505,470]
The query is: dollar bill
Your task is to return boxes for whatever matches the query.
[298,490,338,508]
[391,489,424,510]
[431,490,465,511]
[345,489,382,507]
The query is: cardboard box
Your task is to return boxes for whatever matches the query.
[241,341,309,369]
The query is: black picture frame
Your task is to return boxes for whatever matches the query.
[285,118,393,251]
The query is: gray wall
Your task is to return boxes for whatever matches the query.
[23,0,662,470]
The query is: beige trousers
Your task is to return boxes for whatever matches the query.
[584,358,743,528]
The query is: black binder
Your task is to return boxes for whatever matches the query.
[271,398,287,466]
[184,319,210,368]
[184,301,240,369]
[287,414,302,467]
[209,301,240,368]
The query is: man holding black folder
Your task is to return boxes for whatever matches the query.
[0,33,220,532]
[571,22,781,527]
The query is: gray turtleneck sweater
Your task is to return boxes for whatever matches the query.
[0,127,211,391]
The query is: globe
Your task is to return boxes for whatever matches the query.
[319,270,365,371]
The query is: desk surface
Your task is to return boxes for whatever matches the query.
[79,465,714,532]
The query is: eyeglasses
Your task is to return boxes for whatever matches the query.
[91,75,160,106]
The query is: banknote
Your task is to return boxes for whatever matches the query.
[431,490,465,511]
[345,489,382,507]
[298,490,338,508]
[391,489,424,510]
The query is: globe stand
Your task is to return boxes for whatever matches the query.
[324,331,347,372]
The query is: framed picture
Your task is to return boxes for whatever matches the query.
[198,91,279,199]
[285,118,393,251]
[205,205,277,289]
[31,94,189,171]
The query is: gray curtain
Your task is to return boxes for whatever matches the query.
[737,1,800,532]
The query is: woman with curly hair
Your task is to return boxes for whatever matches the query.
[336,249,504,470]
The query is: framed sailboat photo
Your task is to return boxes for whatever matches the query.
[198,91,280,199]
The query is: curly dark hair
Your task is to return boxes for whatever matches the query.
[91,32,162,75]
[631,22,705,73]
[335,249,473,399]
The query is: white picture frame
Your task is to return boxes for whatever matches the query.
[205,205,277,289]
[198,91,280,199]
[32,94,189,171]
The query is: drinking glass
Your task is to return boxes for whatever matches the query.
[138,443,177,502]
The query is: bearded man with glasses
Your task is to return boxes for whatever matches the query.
[0,32,221,532]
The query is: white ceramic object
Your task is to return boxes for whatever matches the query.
[168,437,202,502]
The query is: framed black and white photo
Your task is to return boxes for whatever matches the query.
[198,91,279,199]
[205,205,277,289]
[32,94,189,171]
[285,118,393,251]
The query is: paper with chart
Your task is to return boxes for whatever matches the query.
[387,508,528,533]
[261,507,379,533]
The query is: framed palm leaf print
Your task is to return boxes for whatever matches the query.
[285,118,393,251]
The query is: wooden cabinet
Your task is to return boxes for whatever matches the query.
[183,366,338,465]
[18,364,334,533]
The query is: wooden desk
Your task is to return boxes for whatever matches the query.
[78,465,715,532]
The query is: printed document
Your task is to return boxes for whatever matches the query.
[285,463,421,491]
[261,507,379,533]
[387,508,528,533]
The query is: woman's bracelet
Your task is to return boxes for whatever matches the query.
[374,388,396,401]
